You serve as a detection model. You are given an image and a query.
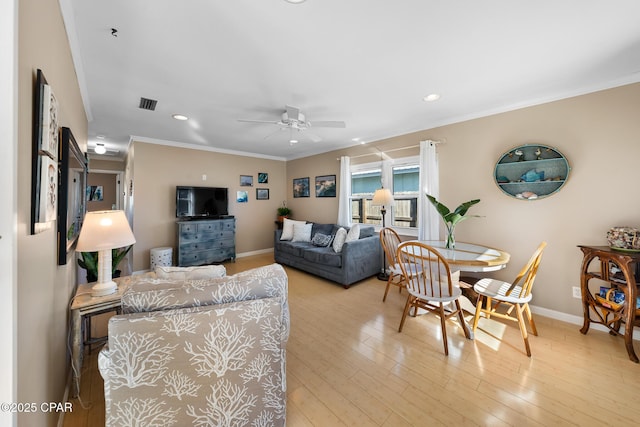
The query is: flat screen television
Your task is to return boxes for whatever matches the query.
[176,186,229,219]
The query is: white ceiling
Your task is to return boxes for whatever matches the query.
[61,0,640,161]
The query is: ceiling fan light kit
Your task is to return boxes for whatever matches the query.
[238,105,346,144]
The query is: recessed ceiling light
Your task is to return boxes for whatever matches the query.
[96,134,105,139]
[172,114,188,121]
[423,93,441,102]
[285,0,306,3]
[94,143,106,154]
[289,139,298,144]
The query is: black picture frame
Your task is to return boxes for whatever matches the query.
[31,69,47,234]
[293,177,310,198]
[57,127,87,265]
[315,174,336,197]
[258,172,268,184]
[256,188,269,200]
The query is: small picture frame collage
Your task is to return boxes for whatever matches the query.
[293,175,336,198]
[237,172,269,203]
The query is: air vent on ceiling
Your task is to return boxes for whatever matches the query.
[138,97,158,111]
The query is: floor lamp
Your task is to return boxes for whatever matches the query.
[76,210,136,296]
[372,188,394,281]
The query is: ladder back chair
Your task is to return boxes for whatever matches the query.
[379,227,405,302]
[472,241,547,356]
[396,241,471,355]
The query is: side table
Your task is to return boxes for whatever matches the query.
[69,276,130,397]
[578,245,640,362]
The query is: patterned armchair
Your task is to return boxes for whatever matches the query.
[98,263,289,426]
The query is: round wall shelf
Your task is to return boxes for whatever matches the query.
[494,144,570,200]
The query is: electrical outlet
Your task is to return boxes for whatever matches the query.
[572,286,582,298]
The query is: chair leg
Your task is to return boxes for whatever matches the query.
[398,295,413,332]
[485,297,493,319]
[523,302,538,336]
[472,294,484,332]
[438,303,449,355]
[515,303,532,357]
[456,299,471,339]
[382,275,393,302]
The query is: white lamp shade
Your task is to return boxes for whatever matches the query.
[372,188,394,207]
[76,210,136,252]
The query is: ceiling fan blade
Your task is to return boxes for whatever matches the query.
[308,120,346,128]
[307,132,322,143]
[263,128,286,140]
[285,105,301,121]
[238,119,282,125]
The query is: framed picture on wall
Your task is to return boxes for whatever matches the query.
[240,175,253,186]
[256,188,269,200]
[258,172,268,184]
[87,185,104,201]
[236,190,248,203]
[315,175,336,197]
[293,177,310,198]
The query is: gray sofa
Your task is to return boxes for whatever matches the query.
[274,223,382,288]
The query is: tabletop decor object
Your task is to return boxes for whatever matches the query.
[427,195,480,249]
[76,210,136,296]
[606,226,640,252]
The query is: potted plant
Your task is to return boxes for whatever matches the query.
[427,195,481,249]
[277,203,291,223]
[78,245,133,283]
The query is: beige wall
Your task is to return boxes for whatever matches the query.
[89,157,125,172]
[130,142,286,271]
[17,0,88,425]
[287,83,640,317]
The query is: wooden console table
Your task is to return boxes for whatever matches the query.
[578,245,640,362]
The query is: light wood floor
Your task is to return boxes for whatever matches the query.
[63,253,640,426]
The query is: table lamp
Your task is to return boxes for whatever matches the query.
[372,188,394,280]
[76,210,136,296]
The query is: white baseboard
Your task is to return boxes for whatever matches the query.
[530,304,640,340]
[236,248,274,258]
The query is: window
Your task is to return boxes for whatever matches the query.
[351,168,382,225]
[392,164,419,227]
[350,157,419,229]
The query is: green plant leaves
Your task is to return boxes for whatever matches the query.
[427,195,481,228]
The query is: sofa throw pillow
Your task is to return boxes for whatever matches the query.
[155,265,226,280]
[345,223,360,243]
[311,232,333,247]
[281,218,306,241]
[291,222,313,242]
[332,227,348,253]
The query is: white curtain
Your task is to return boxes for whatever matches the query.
[418,140,440,240]
[337,156,351,226]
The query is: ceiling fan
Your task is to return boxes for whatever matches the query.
[238,105,346,143]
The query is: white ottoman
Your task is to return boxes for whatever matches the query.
[150,247,173,270]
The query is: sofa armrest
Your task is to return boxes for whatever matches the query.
[100,298,287,425]
[341,234,382,270]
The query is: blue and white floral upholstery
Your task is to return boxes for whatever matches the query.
[99,263,289,426]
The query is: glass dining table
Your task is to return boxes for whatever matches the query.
[405,240,511,307]
[412,240,510,273]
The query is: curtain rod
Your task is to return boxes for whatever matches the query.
[338,139,443,160]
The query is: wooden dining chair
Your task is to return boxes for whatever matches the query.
[472,241,547,357]
[396,241,471,355]
[379,227,405,302]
